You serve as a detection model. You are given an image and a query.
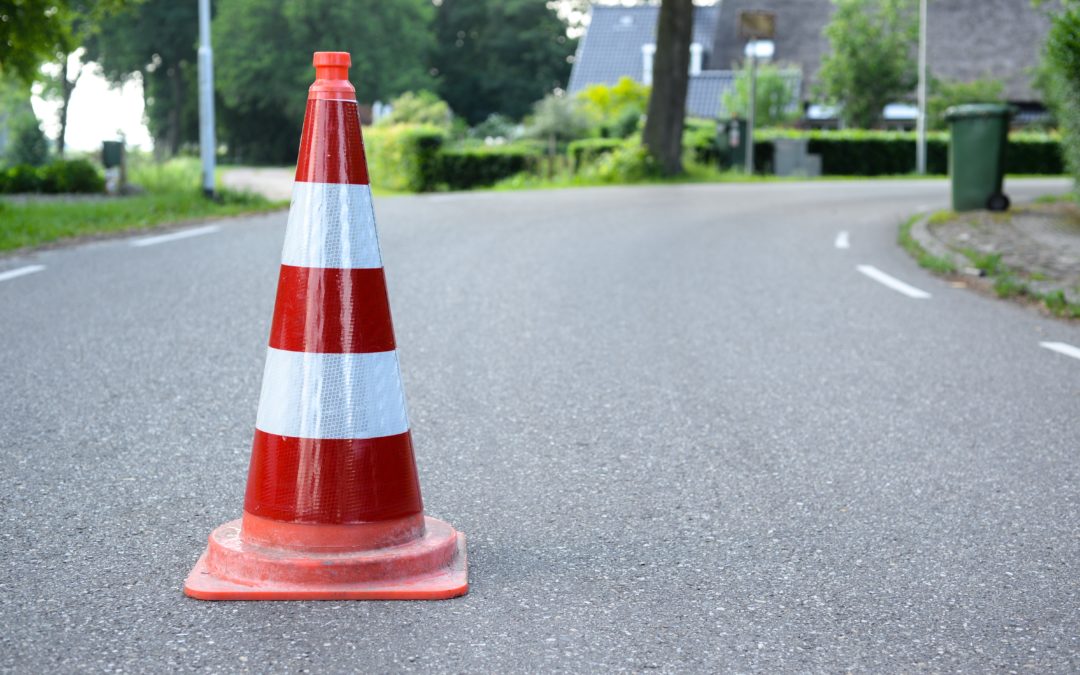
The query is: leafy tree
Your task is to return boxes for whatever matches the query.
[577,77,650,138]
[378,91,452,128]
[432,0,575,124]
[2,93,49,166]
[214,0,434,163]
[926,77,1005,130]
[818,0,917,128]
[1042,0,1080,189]
[721,63,800,128]
[0,0,72,83]
[526,92,589,175]
[89,0,200,157]
[643,0,693,175]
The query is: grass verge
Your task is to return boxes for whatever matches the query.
[0,158,286,253]
[900,209,1080,319]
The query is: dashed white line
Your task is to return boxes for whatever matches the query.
[1039,341,1080,361]
[0,265,45,283]
[131,225,220,247]
[856,264,932,299]
[835,231,850,249]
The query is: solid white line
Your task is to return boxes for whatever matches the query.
[130,225,220,247]
[1039,341,1080,361]
[255,347,409,439]
[856,264,931,299]
[0,265,46,283]
[835,231,850,249]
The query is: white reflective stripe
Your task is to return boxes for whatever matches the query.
[282,182,382,269]
[255,347,409,439]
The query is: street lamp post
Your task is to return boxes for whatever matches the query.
[746,45,756,174]
[916,0,928,175]
[197,0,216,199]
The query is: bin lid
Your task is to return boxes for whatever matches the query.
[944,103,1013,120]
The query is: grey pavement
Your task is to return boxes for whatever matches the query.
[1,178,1078,672]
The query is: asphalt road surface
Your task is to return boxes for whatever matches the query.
[2,179,1078,672]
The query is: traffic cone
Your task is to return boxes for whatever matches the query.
[183,52,467,601]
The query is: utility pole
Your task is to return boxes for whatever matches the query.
[198,0,217,198]
[746,44,757,175]
[916,0,928,174]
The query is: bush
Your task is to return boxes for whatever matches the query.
[567,138,624,170]
[4,114,49,167]
[363,124,446,192]
[3,164,44,193]
[1043,3,1080,189]
[581,140,660,183]
[683,119,719,165]
[436,145,540,190]
[377,91,453,128]
[39,159,105,194]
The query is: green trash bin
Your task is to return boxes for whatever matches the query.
[716,117,747,171]
[945,103,1012,212]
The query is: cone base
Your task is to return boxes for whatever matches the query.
[184,516,467,601]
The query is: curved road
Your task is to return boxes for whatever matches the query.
[2,179,1078,672]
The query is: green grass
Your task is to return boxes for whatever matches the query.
[900,208,1080,319]
[898,213,958,275]
[0,158,286,253]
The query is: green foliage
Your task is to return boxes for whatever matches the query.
[576,77,650,138]
[0,0,74,82]
[363,124,446,193]
[526,93,591,143]
[470,114,519,140]
[721,64,800,127]
[4,113,49,167]
[567,138,624,170]
[213,0,434,163]
[897,214,958,275]
[433,0,576,124]
[1042,3,1080,191]
[1,159,103,193]
[682,119,719,165]
[379,91,453,128]
[927,77,1005,130]
[437,145,540,189]
[818,0,918,128]
[581,140,660,184]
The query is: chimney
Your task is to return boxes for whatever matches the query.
[641,44,656,86]
[690,43,703,75]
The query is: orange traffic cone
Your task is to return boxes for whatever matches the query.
[184,52,467,600]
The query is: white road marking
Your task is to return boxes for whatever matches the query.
[0,265,45,283]
[835,231,850,249]
[130,225,220,247]
[1039,341,1080,361]
[856,264,932,299]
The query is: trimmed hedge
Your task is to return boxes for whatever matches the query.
[364,124,446,192]
[0,159,105,194]
[753,129,1062,175]
[437,146,540,190]
[567,138,624,170]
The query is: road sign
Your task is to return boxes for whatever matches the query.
[738,10,776,40]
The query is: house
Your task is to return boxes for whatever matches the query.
[567,1,1056,122]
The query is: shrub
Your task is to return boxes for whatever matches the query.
[1043,2,1080,189]
[683,119,719,165]
[436,145,540,190]
[3,164,43,193]
[4,114,49,167]
[377,91,453,128]
[567,138,624,170]
[39,159,105,194]
[927,76,1005,130]
[576,77,650,138]
[581,140,660,183]
[720,64,801,127]
[363,124,446,192]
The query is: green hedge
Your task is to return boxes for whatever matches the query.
[363,124,446,192]
[437,146,539,190]
[752,129,1062,175]
[567,138,624,170]
[0,159,105,194]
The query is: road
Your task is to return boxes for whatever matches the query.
[2,179,1078,672]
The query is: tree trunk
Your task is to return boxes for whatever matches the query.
[167,66,182,157]
[57,56,82,158]
[642,0,693,176]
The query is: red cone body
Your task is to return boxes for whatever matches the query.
[184,52,467,601]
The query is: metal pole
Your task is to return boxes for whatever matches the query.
[198,0,216,199]
[746,45,756,175]
[916,0,927,174]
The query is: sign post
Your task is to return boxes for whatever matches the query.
[738,11,776,175]
[197,0,216,199]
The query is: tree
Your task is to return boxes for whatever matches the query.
[818,0,917,128]
[577,76,650,138]
[926,76,1004,130]
[526,92,590,175]
[432,0,575,124]
[378,91,452,127]
[1,75,48,166]
[721,63,800,128]
[642,0,693,175]
[213,0,434,163]
[0,0,72,83]
[1042,0,1080,189]
[89,0,200,157]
